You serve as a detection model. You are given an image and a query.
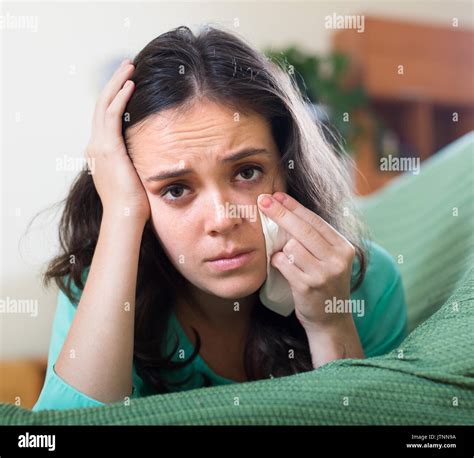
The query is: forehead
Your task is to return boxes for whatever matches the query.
[126,99,276,162]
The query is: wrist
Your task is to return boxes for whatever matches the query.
[102,206,149,227]
[304,314,365,368]
[308,334,347,368]
[301,312,354,338]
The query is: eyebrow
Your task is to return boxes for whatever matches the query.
[146,148,272,182]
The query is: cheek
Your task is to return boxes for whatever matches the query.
[257,163,286,195]
[272,166,287,193]
[256,213,268,241]
[150,217,194,270]
[148,204,185,253]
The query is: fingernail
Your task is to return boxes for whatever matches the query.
[258,194,273,209]
[120,58,131,67]
[273,192,286,203]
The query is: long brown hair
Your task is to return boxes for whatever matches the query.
[41,25,370,392]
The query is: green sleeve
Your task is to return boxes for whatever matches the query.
[32,281,141,411]
[351,241,408,358]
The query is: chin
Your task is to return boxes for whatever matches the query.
[203,275,265,300]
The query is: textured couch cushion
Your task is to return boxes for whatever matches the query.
[357,131,474,331]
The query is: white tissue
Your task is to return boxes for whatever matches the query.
[258,207,295,317]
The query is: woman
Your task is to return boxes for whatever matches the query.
[33,25,407,411]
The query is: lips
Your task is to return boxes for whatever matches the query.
[205,249,253,262]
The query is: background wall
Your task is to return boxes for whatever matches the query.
[1,0,473,358]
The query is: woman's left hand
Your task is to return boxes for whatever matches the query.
[257,191,356,334]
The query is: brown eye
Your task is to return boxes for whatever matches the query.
[161,184,190,202]
[236,165,264,182]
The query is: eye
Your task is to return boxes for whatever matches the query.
[161,184,190,202]
[160,165,265,203]
[235,165,264,183]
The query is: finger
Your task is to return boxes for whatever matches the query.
[257,193,332,260]
[272,192,345,246]
[283,237,323,273]
[91,60,129,126]
[270,251,309,292]
[101,64,135,108]
[120,58,132,67]
[104,79,135,136]
[94,64,135,128]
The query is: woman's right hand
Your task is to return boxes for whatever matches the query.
[85,59,150,224]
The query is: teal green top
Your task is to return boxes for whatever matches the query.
[32,240,408,411]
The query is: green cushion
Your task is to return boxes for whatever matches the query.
[357,131,474,331]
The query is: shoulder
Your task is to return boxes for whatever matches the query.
[351,240,402,298]
[47,265,148,398]
[48,266,92,353]
[61,266,91,307]
[350,240,408,357]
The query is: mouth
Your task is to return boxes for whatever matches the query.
[205,248,254,262]
[205,250,256,272]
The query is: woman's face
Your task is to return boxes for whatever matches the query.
[127,99,287,300]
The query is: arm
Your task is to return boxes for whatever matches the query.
[305,241,409,366]
[54,213,145,404]
[304,315,365,369]
[52,58,150,405]
[32,287,108,411]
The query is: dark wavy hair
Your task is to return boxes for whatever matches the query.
[40,25,370,393]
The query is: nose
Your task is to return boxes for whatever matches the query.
[204,191,244,235]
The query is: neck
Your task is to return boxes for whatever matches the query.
[175,283,258,333]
